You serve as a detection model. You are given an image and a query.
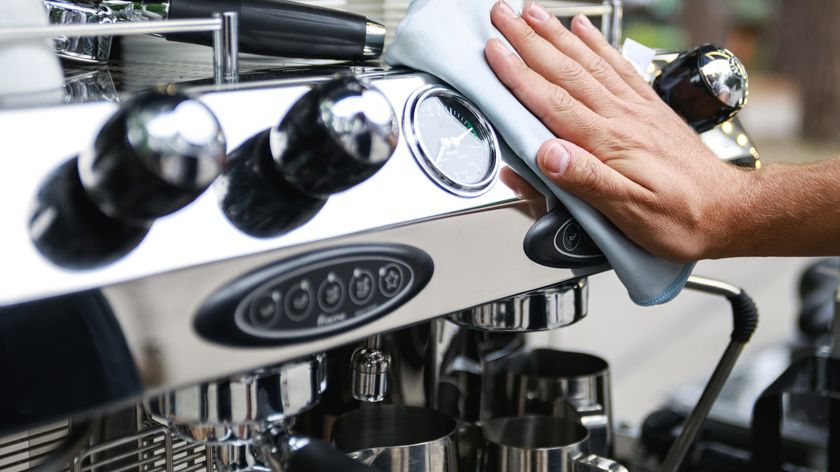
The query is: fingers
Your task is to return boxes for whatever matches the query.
[500,166,542,199]
[484,38,609,145]
[489,1,621,114]
[517,3,643,103]
[536,138,645,213]
[568,14,661,101]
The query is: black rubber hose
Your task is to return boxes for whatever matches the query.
[685,276,759,343]
[727,291,759,343]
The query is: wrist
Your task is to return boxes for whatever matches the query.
[699,164,761,260]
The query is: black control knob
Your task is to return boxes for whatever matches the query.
[653,44,748,133]
[270,76,398,198]
[79,92,226,223]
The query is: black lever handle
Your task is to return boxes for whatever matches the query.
[287,438,383,472]
[166,0,385,59]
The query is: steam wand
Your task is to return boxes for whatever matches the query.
[660,276,759,472]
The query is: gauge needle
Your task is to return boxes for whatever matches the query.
[451,128,472,146]
[434,127,472,164]
[434,139,449,163]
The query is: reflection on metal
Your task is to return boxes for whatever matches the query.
[44,0,113,63]
[698,47,748,110]
[699,117,761,168]
[498,350,614,457]
[0,14,240,82]
[63,68,118,103]
[147,355,326,445]
[213,12,239,84]
[351,337,392,403]
[0,422,70,471]
[332,405,460,472]
[363,20,386,57]
[450,278,589,332]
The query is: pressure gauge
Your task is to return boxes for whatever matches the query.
[404,86,501,197]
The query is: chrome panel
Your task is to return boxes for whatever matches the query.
[101,197,598,395]
[0,72,519,307]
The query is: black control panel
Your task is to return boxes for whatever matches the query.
[523,206,607,268]
[195,244,434,346]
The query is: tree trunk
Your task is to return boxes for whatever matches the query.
[774,0,840,140]
[681,0,731,46]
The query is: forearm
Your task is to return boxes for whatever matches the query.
[712,159,840,258]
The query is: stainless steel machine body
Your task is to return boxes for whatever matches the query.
[0,64,600,433]
[0,1,762,471]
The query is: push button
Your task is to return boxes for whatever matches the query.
[285,281,314,321]
[318,273,345,313]
[250,290,281,329]
[561,222,582,253]
[349,269,375,305]
[378,264,404,298]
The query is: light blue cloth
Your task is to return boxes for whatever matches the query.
[384,0,694,306]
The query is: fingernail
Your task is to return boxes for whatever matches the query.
[527,2,551,22]
[575,14,594,30]
[496,0,519,18]
[542,142,571,175]
[489,38,515,57]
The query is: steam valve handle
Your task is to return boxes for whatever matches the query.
[78,92,226,223]
[270,76,398,198]
[653,43,748,133]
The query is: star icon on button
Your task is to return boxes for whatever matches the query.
[379,264,403,297]
[383,271,400,290]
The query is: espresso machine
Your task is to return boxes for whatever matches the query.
[0,1,763,471]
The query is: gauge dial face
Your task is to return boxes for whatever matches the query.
[407,88,499,196]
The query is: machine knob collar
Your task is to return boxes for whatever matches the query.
[270,76,398,198]
[654,44,748,133]
[79,92,226,223]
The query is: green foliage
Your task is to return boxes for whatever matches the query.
[624,21,687,50]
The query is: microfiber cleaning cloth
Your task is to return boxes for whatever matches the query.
[384,0,694,306]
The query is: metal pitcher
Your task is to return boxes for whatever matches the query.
[481,415,627,472]
[332,405,459,472]
[499,349,613,456]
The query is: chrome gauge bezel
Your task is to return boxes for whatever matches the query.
[403,85,501,197]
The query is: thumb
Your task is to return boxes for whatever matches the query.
[536,139,629,207]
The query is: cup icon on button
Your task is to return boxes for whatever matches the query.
[349,269,375,305]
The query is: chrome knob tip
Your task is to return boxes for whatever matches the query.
[363,20,386,58]
[125,95,227,191]
[698,46,749,110]
[79,92,226,222]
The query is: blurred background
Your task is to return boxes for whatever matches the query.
[621,0,840,163]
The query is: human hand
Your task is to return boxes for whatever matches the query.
[486,1,752,263]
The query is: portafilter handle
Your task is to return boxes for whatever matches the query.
[255,425,383,472]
